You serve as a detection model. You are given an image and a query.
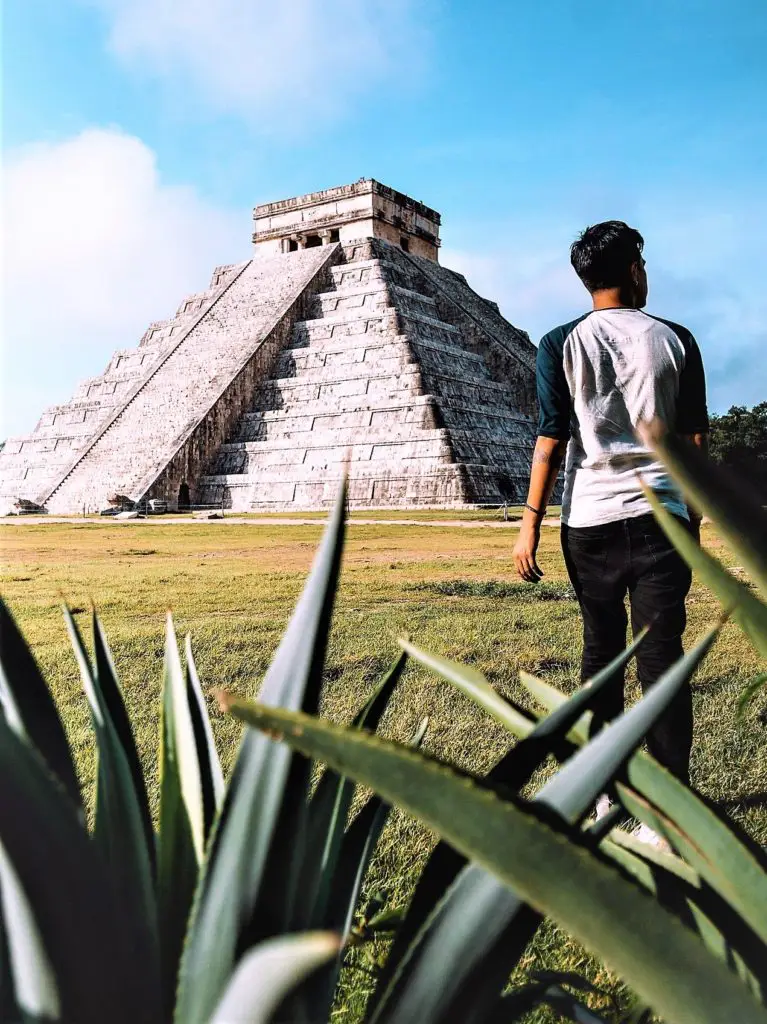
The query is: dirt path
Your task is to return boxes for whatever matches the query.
[0,515,562,529]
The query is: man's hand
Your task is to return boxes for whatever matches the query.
[513,520,544,582]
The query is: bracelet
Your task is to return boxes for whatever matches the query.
[525,502,544,516]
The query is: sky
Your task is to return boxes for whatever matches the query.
[3,0,766,437]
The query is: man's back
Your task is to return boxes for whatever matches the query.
[537,308,707,527]
[514,218,709,793]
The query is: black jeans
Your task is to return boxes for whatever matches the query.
[561,513,693,782]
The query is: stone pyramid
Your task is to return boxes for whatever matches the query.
[0,180,539,513]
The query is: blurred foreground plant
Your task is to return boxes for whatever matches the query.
[2,436,767,1023]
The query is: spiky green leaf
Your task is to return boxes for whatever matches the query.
[175,480,347,1024]
[210,932,340,1024]
[185,635,224,835]
[92,612,154,860]
[372,627,718,1024]
[641,483,767,660]
[62,607,158,980]
[0,599,81,813]
[639,427,767,597]
[157,615,208,1015]
[224,697,767,1024]
[0,715,162,1023]
[299,651,407,931]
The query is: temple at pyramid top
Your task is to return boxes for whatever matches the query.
[0,179,540,515]
[252,179,441,261]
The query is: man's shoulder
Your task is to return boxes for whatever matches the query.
[642,312,696,347]
[539,313,592,353]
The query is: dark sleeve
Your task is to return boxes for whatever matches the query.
[536,330,572,439]
[676,332,709,433]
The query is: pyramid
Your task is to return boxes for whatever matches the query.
[0,180,539,513]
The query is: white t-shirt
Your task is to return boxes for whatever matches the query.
[536,308,709,528]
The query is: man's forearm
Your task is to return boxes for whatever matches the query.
[524,436,568,521]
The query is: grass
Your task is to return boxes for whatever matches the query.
[1,518,764,1022]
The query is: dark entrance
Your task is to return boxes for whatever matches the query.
[305,234,322,248]
[178,481,191,511]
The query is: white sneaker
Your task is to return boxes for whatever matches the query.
[595,795,612,821]
[634,822,672,853]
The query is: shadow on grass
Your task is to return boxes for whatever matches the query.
[406,579,576,602]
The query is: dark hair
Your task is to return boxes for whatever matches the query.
[570,220,644,293]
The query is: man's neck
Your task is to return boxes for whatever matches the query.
[591,287,638,311]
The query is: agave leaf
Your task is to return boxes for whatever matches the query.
[209,932,340,1024]
[398,641,532,736]
[536,623,718,820]
[0,840,60,1021]
[62,607,159,972]
[483,980,610,1024]
[617,758,767,951]
[601,833,762,997]
[372,628,680,1024]
[0,599,81,813]
[514,639,767,956]
[518,627,648,750]
[92,612,155,864]
[638,426,767,598]
[0,872,17,1022]
[223,697,767,1024]
[641,483,767,660]
[175,480,346,1024]
[185,635,224,834]
[0,714,162,1023]
[300,651,408,930]
[305,716,428,1021]
[739,672,767,716]
[541,985,611,1024]
[158,615,209,1014]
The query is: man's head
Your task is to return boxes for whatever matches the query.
[570,220,647,308]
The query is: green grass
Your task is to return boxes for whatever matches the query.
[1,519,764,1022]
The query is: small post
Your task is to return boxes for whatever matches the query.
[503,501,508,522]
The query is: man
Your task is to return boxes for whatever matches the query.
[513,220,708,789]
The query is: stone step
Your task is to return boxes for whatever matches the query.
[202,449,455,487]
[198,461,470,511]
[71,374,147,402]
[258,366,424,405]
[276,349,415,382]
[285,331,487,372]
[215,423,447,459]
[329,257,396,290]
[212,433,453,472]
[233,396,437,440]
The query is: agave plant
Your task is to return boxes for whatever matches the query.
[218,437,767,1024]
[3,436,767,1023]
[0,484,419,1023]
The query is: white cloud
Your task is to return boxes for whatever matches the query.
[86,0,426,130]
[443,197,767,414]
[2,128,243,437]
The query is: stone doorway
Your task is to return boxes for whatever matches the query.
[178,481,191,511]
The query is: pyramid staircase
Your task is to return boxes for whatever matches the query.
[197,239,539,509]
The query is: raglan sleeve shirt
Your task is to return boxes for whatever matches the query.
[674,328,709,435]
[536,327,572,440]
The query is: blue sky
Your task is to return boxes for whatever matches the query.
[3,0,766,437]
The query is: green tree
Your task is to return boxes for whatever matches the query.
[709,401,767,497]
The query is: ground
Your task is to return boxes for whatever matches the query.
[1,515,764,1022]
